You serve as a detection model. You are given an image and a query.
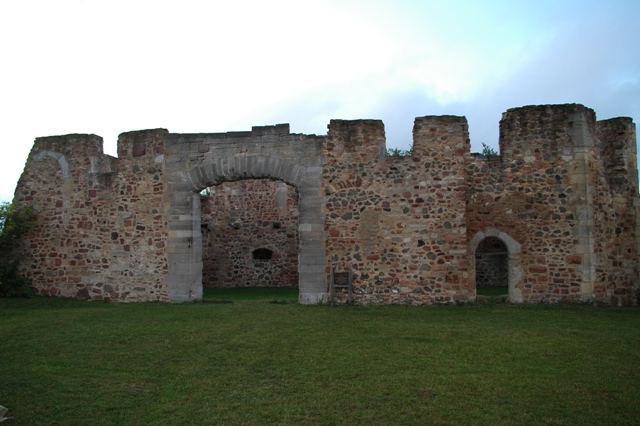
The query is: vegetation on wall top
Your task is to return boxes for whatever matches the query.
[386,147,413,158]
[481,143,500,159]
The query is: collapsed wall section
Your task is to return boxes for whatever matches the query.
[324,116,471,304]
[13,129,170,301]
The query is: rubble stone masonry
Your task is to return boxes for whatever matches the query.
[13,104,639,305]
[200,179,298,288]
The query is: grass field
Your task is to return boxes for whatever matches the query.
[1,288,640,425]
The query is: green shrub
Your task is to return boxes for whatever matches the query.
[481,143,499,159]
[386,147,413,158]
[0,202,35,297]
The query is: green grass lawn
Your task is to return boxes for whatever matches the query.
[203,286,298,303]
[1,290,640,425]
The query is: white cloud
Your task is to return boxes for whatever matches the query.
[0,0,638,200]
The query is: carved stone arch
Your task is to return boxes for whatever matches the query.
[166,154,326,304]
[32,150,71,225]
[33,150,70,178]
[469,227,523,303]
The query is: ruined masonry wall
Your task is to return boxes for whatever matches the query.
[12,104,639,305]
[201,179,298,288]
[593,118,639,304]
[323,117,471,304]
[466,106,586,303]
[466,105,638,305]
[14,130,170,301]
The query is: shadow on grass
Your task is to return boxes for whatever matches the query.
[202,286,298,304]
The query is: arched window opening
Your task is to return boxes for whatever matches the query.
[475,236,508,296]
[252,248,273,261]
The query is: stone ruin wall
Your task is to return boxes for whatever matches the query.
[593,118,639,304]
[466,106,586,303]
[200,179,298,288]
[12,104,639,305]
[13,130,170,302]
[466,105,638,305]
[324,117,471,304]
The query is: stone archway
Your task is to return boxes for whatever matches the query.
[166,154,326,304]
[469,227,523,303]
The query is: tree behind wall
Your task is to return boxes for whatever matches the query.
[0,202,35,297]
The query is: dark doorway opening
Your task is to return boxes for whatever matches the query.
[475,236,508,296]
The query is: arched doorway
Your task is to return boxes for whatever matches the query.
[469,228,523,303]
[165,151,326,304]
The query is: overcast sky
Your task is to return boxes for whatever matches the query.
[1,0,638,201]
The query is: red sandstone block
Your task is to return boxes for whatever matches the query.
[566,255,582,264]
[530,266,547,273]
